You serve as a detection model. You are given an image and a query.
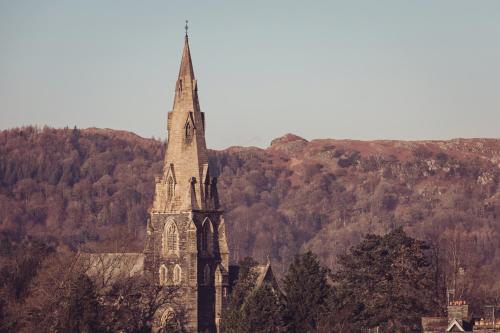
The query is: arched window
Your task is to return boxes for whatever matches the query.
[200,219,213,254]
[203,264,211,285]
[185,121,193,143]
[173,265,182,284]
[160,307,177,330]
[163,220,179,256]
[159,265,167,285]
[167,176,174,203]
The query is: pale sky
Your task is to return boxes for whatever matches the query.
[1,1,499,149]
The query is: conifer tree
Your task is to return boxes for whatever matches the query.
[283,251,330,333]
[221,257,259,332]
[332,228,440,333]
[222,257,285,333]
[240,284,285,333]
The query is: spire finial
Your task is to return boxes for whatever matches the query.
[185,20,189,37]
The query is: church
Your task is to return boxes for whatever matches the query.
[84,27,279,333]
[142,29,230,333]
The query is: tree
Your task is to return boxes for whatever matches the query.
[222,257,285,333]
[332,228,440,333]
[60,274,102,333]
[240,284,285,333]
[20,251,100,332]
[100,276,183,333]
[221,257,259,332]
[19,250,183,333]
[282,251,330,333]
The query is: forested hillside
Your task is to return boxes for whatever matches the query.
[1,126,499,304]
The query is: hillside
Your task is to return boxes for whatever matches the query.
[0,126,499,302]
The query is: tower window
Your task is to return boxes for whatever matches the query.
[173,264,182,284]
[163,220,179,256]
[167,176,174,203]
[159,265,168,285]
[200,219,213,255]
[185,120,193,143]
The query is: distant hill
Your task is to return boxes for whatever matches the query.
[1,126,499,302]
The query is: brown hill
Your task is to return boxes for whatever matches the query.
[0,126,499,301]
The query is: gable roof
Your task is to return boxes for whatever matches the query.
[446,318,466,332]
[81,252,145,287]
[250,262,281,292]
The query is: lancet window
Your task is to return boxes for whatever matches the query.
[173,264,182,284]
[163,220,179,256]
[167,176,174,203]
[185,121,193,142]
[200,219,213,255]
[159,265,167,285]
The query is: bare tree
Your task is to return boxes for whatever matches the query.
[19,251,184,333]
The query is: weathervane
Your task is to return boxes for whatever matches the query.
[185,20,189,37]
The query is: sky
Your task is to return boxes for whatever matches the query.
[1,1,499,149]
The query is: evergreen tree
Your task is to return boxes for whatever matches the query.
[222,257,285,333]
[283,251,330,333]
[240,284,285,333]
[332,228,440,333]
[221,257,259,332]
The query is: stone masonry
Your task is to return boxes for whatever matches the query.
[143,33,230,333]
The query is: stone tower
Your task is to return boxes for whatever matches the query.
[144,32,230,333]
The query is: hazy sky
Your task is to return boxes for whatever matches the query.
[1,1,499,149]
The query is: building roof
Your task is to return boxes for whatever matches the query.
[447,319,466,332]
[81,252,144,287]
[421,316,448,331]
[250,262,281,291]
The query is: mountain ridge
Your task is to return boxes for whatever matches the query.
[0,126,498,302]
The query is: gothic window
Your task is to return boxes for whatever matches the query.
[185,118,194,143]
[203,264,211,285]
[187,220,197,252]
[159,265,167,285]
[173,264,182,284]
[200,218,213,255]
[167,176,174,203]
[161,307,177,329]
[163,220,179,256]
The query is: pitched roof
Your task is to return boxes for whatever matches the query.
[82,252,144,286]
[250,262,281,292]
[446,318,466,332]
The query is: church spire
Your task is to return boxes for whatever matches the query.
[151,27,219,213]
[178,29,195,81]
[173,23,199,113]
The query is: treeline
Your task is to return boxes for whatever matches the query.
[0,221,498,332]
[0,233,183,333]
[0,126,499,311]
[0,126,164,250]
[222,228,441,333]
[0,228,443,333]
